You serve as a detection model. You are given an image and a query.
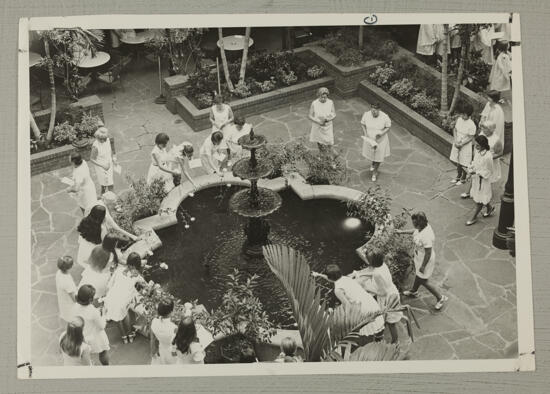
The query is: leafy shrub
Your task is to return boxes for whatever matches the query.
[112,175,168,234]
[53,121,77,145]
[388,78,416,100]
[77,112,103,138]
[337,48,363,66]
[258,77,276,93]
[306,65,325,79]
[346,185,392,228]
[369,63,397,88]
[196,92,213,108]
[278,70,298,86]
[186,67,217,100]
[233,82,252,98]
[320,33,347,57]
[465,49,491,92]
[302,149,347,185]
[409,90,439,119]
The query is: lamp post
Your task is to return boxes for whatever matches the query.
[493,152,514,249]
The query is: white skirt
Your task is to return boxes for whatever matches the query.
[86,330,110,354]
[309,122,334,145]
[362,133,390,162]
[449,142,473,167]
[147,164,174,193]
[470,175,492,204]
[95,163,114,186]
[77,236,97,267]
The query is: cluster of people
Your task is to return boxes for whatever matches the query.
[448,91,504,225]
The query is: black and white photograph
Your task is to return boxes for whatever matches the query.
[17,13,534,378]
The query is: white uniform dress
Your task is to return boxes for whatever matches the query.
[72,303,110,354]
[480,102,505,149]
[334,276,385,337]
[92,138,114,187]
[361,111,391,162]
[175,341,205,364]
[449,117,476,167]
[469,149,494,205]
[79,266,112,300]
[309,98,336,146]
[147,145,175,193]
[482,132,502,183]
[471,25,495,65]
[211,104,231,149]
[150,317,178,364]
[226,123,252,160]
[199,137,223,174]
[416,24,438,56]
[103,266,143,322]
[370,265,403,324]
[489,51,512,92]
[73,160,97,211]
[413,224,436,280]
[56,271,77,322]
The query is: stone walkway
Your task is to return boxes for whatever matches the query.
[30,61,517,365]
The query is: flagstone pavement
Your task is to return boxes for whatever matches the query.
[30,61,517,366]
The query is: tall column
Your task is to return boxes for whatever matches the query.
[493,153,514,249]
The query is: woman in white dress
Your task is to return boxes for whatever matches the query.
[489,41,512,93]
[172,317,206,364]
[103,252,145,344]
[360,103,392,182]
[449,103,476,185]
[147,133,179,194]
[90,127,117,194]
[308,87,336,153]
[66,152,97,214]
[79,245,113,300]
[480,90,505,150]
[76,203,137,268]
[416,24,438,58]
[480,120,503,185]
[312,264,386,343]
[465,135,495,225]
[150,299,178,365]
[168,141,197,190]
[59,316,93,366]
[209,95,234,153]
[351,250,403,344]
[72,284,110,365]
[199,131,225,174]
[400,212,448,310]
[225,116,252,160]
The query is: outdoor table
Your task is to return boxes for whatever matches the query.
[76,51,111,68]
[216,35,254,51]
[119,29,156,45]
[29,51,42,67]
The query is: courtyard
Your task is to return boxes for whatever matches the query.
[29,56,517,366]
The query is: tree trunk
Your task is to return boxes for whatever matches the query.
[238,27,252,86]
[440,24,449,114]
[449,36,470,115]
[358,25,364,48]
[30,111,41,140]
[285,27,294,50]
[43,39,57,144]
[218,28,234,92]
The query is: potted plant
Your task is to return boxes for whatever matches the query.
[204,269,275,363]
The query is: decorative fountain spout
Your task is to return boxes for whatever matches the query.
[229,128,282,256]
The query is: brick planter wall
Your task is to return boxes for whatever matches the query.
[296,45,385,98]
[163,75,189,114]
[32,95,105,131]
[31,138,115,176]
[175,76,334,132]
[358,80,454,158]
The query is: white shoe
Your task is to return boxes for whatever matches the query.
[402,290,419,298]
[370,165,375,172]
[435,295,448,310]
[371,174,377,182]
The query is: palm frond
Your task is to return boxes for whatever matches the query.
[327,303,383,349]
[348,341,409,361]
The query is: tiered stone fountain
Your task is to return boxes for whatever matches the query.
[229,128,282,256]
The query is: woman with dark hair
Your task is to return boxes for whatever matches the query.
[72,284,110,365]
[78,245,112,300]
[449,103,476,185]
[172,317,206,364]
[399,212,448,310]
[465,135,495,225]
[360,103,392,182]
[59,316,93,366]
[66,152,97,214]
[150,299,177,364]
[312,264,385,344]
[489,41,512,93]
[309,87,336,153]
[76,204,136,268]
[103,252,145,344]
[351,250,403,343]
[168,141,197,190]
[199,131,225,174]
[226,115,252,160]
[480,90,505,150]
[209,94,234,138]
[147,132,179,193]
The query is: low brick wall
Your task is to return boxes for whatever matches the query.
[32,95,105,131]
[175,76,334,132]
[31,137,115,176]
[163,74,189,114]
[296,45,384,98]
[358,80,454,158]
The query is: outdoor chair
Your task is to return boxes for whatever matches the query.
[96,62,123,92]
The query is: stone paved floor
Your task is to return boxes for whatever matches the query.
[30,60,517,365]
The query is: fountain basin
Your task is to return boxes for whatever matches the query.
[232,157,273,181]
[229,187,283,218]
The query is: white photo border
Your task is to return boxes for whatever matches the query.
[17,12,535,379]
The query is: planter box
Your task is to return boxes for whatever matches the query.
[358,80,454,158]
[163,74,189,114]
[175,76,334,132]
[296,45,385,98]
[32,95,105,132]
[31,137,115,176]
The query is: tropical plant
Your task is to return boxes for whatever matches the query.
[369,63,397,88]
[306,65,325,79]
[323,341,408,361]
[203,269,275,360]
[440,24,450,114]
[76,111,103,138]
[238,27,252,86]
[111,176,168,234]
[52,121,77,144]
[218,28,235,93]
[346,185,392,228]
[263,245,404,362]
[388,78,416,100]
[233,82,252,98]
[30,112,42,142]
[409,90,439,119]
[337,48,363,66]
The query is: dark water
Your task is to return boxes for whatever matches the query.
[150,186,370,328]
